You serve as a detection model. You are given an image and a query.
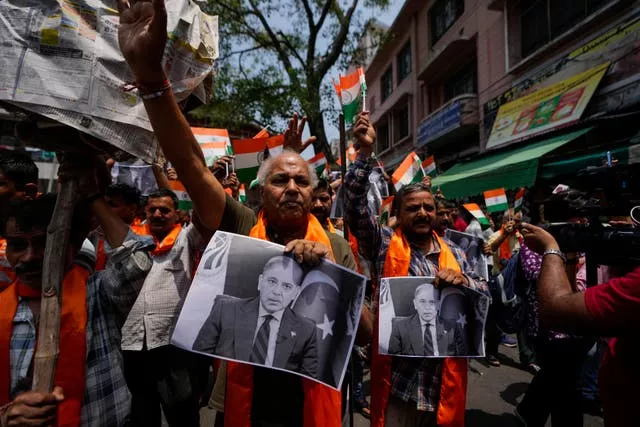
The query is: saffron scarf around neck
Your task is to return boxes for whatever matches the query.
[0,264,90,427]
[224,211,341,427]
[140,223,182,256]
[371,228,468,427]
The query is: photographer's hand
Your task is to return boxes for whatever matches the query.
[520,223,560,254]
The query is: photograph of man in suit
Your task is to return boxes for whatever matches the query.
[437,287,469,356]
[388,284,443,356]
[192,255,318,377]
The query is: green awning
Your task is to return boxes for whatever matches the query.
[431,128,591,199]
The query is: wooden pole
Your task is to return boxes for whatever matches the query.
[32,178,79,392]
[339,114,349,240]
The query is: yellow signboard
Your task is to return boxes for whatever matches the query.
[487,62,610,149]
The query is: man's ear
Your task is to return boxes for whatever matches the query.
[257,274,263,291]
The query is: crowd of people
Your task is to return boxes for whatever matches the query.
[0,1,639,427]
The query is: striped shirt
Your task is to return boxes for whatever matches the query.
[9,232,153,426]
[344,154,486,412]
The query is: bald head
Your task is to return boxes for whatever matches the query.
[258,151,319,231]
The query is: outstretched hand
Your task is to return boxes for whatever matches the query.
[283,112,316,153]
[117,0,167,83]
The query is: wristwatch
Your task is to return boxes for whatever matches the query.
[542,249,567,263]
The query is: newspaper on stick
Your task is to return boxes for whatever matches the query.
[0,0,218,162]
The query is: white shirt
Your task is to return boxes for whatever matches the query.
[420,318,439,357]
[254,304,284,367]
[122,224,202,351]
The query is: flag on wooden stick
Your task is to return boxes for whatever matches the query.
[391,152,424,191]
[309,152,327,177]
[333,67,366,124]
[422,155,437,177]
[484,188,509,213]
[514,188,525,213]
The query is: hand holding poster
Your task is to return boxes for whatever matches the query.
[378,277,489,358]
[171,232,366,390]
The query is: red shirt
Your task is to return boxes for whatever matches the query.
[584,267,640,427]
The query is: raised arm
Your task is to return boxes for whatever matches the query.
[117,0,226,231]
[343,113,382,261]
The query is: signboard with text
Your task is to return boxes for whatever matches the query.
[486,62,609,149]
[417,100,462,147]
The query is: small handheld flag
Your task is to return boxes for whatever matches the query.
[463,203,491,230]
[333,67,366,124]
[391,152,424,191]
[484,188,509,213]
[422,155,437,177]
[514,188,525,213]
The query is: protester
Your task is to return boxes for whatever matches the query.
[0,157,153,426]
[120,187,211,427]
[0,150,39,289]
[344,112,485,427]
[487,209,521,275]
[115,3,371,426]
[311,179,335,231]
[433,197,456,237]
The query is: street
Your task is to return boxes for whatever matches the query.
[199,345,604,427]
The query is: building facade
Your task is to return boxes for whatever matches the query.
[363,0,640,196]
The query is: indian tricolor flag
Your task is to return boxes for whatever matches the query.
[239,184,246,203]
[232,134,284,183]
[169,181,192,211]
[309,152,327,177]
[253,127,270,139]
[192,128,233,166]
[422,155,437,177]
[333,67,366,124]
[484,188,509,213]
[514,188,525,213]
[391,152,424,191]
[379,196,394,225]
[463,203,491,229]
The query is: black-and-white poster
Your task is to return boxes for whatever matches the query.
[445,229,489,281]
[171,231,366,390]
[377,277,489,358]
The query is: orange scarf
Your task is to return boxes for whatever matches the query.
[371,229,468,427]
[224,212,342,427]
[0,264,90,427]
[139,223,182,256]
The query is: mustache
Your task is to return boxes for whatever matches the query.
[15,261,42,275]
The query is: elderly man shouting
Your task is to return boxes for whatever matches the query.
[116,1,371,426]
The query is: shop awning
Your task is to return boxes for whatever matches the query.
[431,128,592,199]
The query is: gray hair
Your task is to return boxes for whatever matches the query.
[256,149,319,188]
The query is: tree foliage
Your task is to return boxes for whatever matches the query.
[192,0,389,161]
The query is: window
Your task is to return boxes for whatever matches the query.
[380,67,393,102]
[377,121,390,152]
[394,103,410,142]
[444,62,477,100]
[397,41,412,84]
[430,0,464,45]
[520,0,614,58]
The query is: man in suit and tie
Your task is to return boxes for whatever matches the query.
[193,255,318,377]
[388,284,443,356]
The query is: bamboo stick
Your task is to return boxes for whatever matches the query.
[32,178,79,392]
